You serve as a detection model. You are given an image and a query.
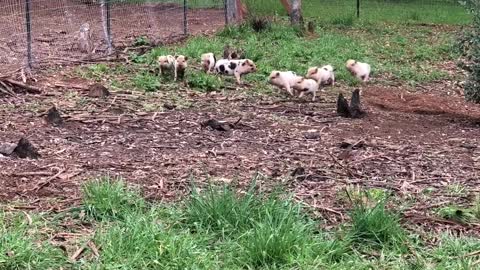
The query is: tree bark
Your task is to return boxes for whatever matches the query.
[280,0,292,15]
[290,0,303,26]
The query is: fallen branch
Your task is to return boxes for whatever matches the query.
[33,168,66,192]
[1,78,42,94]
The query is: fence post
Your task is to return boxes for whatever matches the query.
[100,0,113,54]
[25,0,32,69]
[226,0,237,24]
[183,0,188,35]
[224,0,228,25]
[356,0,360,18]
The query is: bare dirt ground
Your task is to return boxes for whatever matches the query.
[1,73,480,235]
[0,1,224,74]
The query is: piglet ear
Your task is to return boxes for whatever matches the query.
[174,55,179,59]
[184,56,189,61]
[275,72,280,77]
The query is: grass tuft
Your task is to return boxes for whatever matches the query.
[0,212,67,269]
[82,177,146,221]
[347,199,407,251]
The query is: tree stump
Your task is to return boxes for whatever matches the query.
[336,93,351,118]
[349,89,365,118]
[336,89,365,119]
[46,106,64,127]
[13,138,40,159]
[88,83,110,98]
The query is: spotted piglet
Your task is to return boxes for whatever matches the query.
[345,59,371,82]
[268,71,303,96]
[214,59,257,84]
[201,53,216,73]
[306,65,335,86]
[294,77,320,101]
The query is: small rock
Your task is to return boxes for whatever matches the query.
[88,83,110,98]
[304,132,321,140]
[0,143,16,155]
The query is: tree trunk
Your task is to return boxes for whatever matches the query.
[280,0,292,15]
[290,0,303,26]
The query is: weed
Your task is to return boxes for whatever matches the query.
[437,206,475,223]
[133,35,150,46]
[187,72,224,92]
[82,177,146,221]
[347,199,407,251]
[133,72,161,92]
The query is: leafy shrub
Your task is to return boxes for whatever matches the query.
[460,0,480,103]
[187,72,224,92]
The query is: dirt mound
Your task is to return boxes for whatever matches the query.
[364,87,480,121]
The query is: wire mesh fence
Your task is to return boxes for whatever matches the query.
[0,0,226,75]
[0,0,470,76]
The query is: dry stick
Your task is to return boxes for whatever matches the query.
[33,168,66,192]
[11,171,54,177]
[22,211,32,225]
[0,80,15,96]
[326,150,358,178]
[2,78,42,94]
[87,241,100,258]
[70,245,87,262]
[454,250,480,259]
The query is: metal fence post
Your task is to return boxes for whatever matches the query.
[183,0,188,35]
[25,0,32,69]
[357,0,360,18]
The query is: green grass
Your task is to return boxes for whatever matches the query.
[82,177,146,221]
[140,21,458,93]
[2,178,480,269]
[347,200,407,251]
[81,12,463,95]
[245,0,470,25]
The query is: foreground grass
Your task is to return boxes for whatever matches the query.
[1,178,480,269]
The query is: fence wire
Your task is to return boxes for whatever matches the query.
[0,0,226,75]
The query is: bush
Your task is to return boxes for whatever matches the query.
[460,0,480,103]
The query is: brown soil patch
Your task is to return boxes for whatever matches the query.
[364,86,480,122]
[1,78,479,234]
